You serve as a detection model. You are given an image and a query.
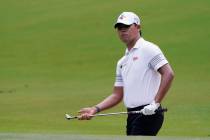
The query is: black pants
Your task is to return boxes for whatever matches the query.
[126,105,164,136]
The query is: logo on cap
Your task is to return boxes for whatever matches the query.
[119,15,125,20]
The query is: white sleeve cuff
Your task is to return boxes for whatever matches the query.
[114,82,124,87]
[154,60,168,71]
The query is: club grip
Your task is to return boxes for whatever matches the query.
[156,107,168,113]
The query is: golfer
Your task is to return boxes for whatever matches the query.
[78,12,174,136]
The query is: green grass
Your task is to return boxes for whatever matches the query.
[0,0,210,137]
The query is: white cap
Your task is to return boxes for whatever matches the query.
[114,12,140,28]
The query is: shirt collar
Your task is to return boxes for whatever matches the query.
[125,37,144,55]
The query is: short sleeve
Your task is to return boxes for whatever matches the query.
[149,53,168,71]
[146,43,168,71]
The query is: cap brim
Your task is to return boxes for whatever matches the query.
[114,22,131,28]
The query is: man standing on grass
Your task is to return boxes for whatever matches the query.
[78,12,174,136]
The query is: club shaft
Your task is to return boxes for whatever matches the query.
[90,112,128,117]
[67,112,128,119]
[66,108,167,120]
[90,108,167,117]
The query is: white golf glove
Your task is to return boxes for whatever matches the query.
[141,101,160,115]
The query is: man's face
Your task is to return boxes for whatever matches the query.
[116,24,140,44]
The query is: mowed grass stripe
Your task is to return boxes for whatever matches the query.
[0,133,210,140]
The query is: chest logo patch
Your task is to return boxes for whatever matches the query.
[133,56,139,61]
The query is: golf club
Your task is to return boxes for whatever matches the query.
[65,108,167,120]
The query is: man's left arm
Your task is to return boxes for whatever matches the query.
[155,63,174,103]
[141,63,174,115]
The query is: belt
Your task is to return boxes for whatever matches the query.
[127,104,163,113]
[127,104,149,112]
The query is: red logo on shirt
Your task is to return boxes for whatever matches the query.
[133,56,138,61]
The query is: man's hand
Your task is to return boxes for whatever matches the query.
[78,107,98,120]
[141,101,160,115]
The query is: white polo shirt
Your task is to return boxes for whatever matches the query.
[114,37,168,108]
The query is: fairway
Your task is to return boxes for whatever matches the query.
[0,0,210,137]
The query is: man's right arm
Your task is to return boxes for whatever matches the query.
[78,86,123,120]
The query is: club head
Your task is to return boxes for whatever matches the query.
[65,114,75,120]
[65,114,72,120]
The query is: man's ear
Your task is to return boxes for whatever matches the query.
[138,25,141,31]
[135,24,140,31]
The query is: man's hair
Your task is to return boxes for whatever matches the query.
[140,30,142,36]
[134,23,142,36]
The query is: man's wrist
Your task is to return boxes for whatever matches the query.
[152,100,160,108]
[93,106,101,113]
